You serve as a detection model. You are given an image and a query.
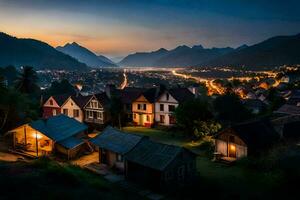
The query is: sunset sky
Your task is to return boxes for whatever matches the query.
[0,0,299,58]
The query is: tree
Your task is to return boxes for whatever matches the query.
[15,66,40,95]
[44,79,76,96]
[213,92,252,123]
[109,95,124,129]
[175,98,214,137]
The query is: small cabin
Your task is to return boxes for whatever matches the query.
[7,115,88,159]
[125,139,197,190]
[215,120,280,160]
[90,126,145,171]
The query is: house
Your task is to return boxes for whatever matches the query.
[61,95,86,122]
[90,126,145,171]
[120,87,145,121]
[215,120,279,160]
[155,88,194,126]
[132,88,162,127]
[83,92,111,125]
[276,90,300,115]
[243,99,267,114]
[7,115,88,159]
[42,94,69,118]
[125,139,197,189]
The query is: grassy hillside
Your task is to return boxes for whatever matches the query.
[0,158,141,200]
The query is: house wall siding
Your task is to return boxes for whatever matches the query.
[155,92,178,126]
[61,98,83,122]
[132,95,154,127]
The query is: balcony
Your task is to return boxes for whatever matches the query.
[85,118,104,124]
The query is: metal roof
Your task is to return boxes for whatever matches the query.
[125,139,184,171]
[57,137,85,149]
[90,126,145,155]
[29,115,88,142]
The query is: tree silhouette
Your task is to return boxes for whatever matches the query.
[15,66,39,95]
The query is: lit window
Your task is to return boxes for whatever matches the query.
[52,109,57,116]
[117,154,123,162]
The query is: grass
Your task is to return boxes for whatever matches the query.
[123,126,210,154]
[0,158,142,200]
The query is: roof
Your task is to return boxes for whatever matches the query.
[276,104,300,115]
[29,115,88,142]
[218,119,279,150]
[125,139,191,171]
[120,87,145,104]
[57,136,85,149]
[72,94,92,108]
[94,92,110,108]
[137,87,165,103]
[90,126,145,154]
[52,94,70,106]
[243,99,266,109]
[166,88,194,103]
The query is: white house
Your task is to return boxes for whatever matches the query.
[155,88,194,126]
[61,96,84,122]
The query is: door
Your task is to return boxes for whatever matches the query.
[228,143,236,158]
[101,149,108,164]
[139,114,143,125]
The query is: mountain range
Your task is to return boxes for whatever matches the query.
[0,32,88,71]
[56,42,117,68]
[119,33,300,68]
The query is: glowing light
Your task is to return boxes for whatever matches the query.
[230,145,236,151]
[34,133,43,139]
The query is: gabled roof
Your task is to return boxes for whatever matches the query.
[165,88,194,103]
[135,87,164,103]
[51,94,70,106]
[29,115,88,142]
[72,94,92,108]
[90,126,145,155]
[120,87,145,104]
[218,119,279,150]
[125,139,192,171]
[94,92,110,108]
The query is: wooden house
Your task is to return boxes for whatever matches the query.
[42,94,69,118]
[90,126,145,171]
[60,95,85,122]
[132,88,161,127]
[7,115,88,159]
[155,88,194,126]
[125,139,197,189]
[215,120,280,160]
[83,92,111,125]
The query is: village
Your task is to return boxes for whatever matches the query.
[1,64,300,199]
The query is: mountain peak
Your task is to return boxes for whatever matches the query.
[236,44,249,50]
[192,44,204,49]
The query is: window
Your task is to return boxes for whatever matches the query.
[166,93,169,100]
[73,109,79,118]
[133,114,136,119]
[137,104,141,110]
[169,115,176,124]
[160,115,165,123]
[97,112,103,119]
[49,100,53,105]
[52,109,57,116]
[177,166,185,181]
[160,104,164,111]
[143,104,147,110]
[91,100,98,108]
[168,105,176,112]
[117,154,123,162]
[86,110,93,119]
[71,102,73,106]
[63,109,68,115]
[146,115,150,122]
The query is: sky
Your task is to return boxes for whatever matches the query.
[0,0,300,58]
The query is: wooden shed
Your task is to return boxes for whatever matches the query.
[125,139,197,190]
[90,126,145,171]
[7,114,88,159]
[215,120,280,160]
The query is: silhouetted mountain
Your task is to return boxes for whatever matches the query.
[56,42,117,68]
[97,55,116,65]
[0,32,88,70]
[119,45,233,67]
[203,33,300,68]
[119,48,169,67]
[236,44,249,50]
